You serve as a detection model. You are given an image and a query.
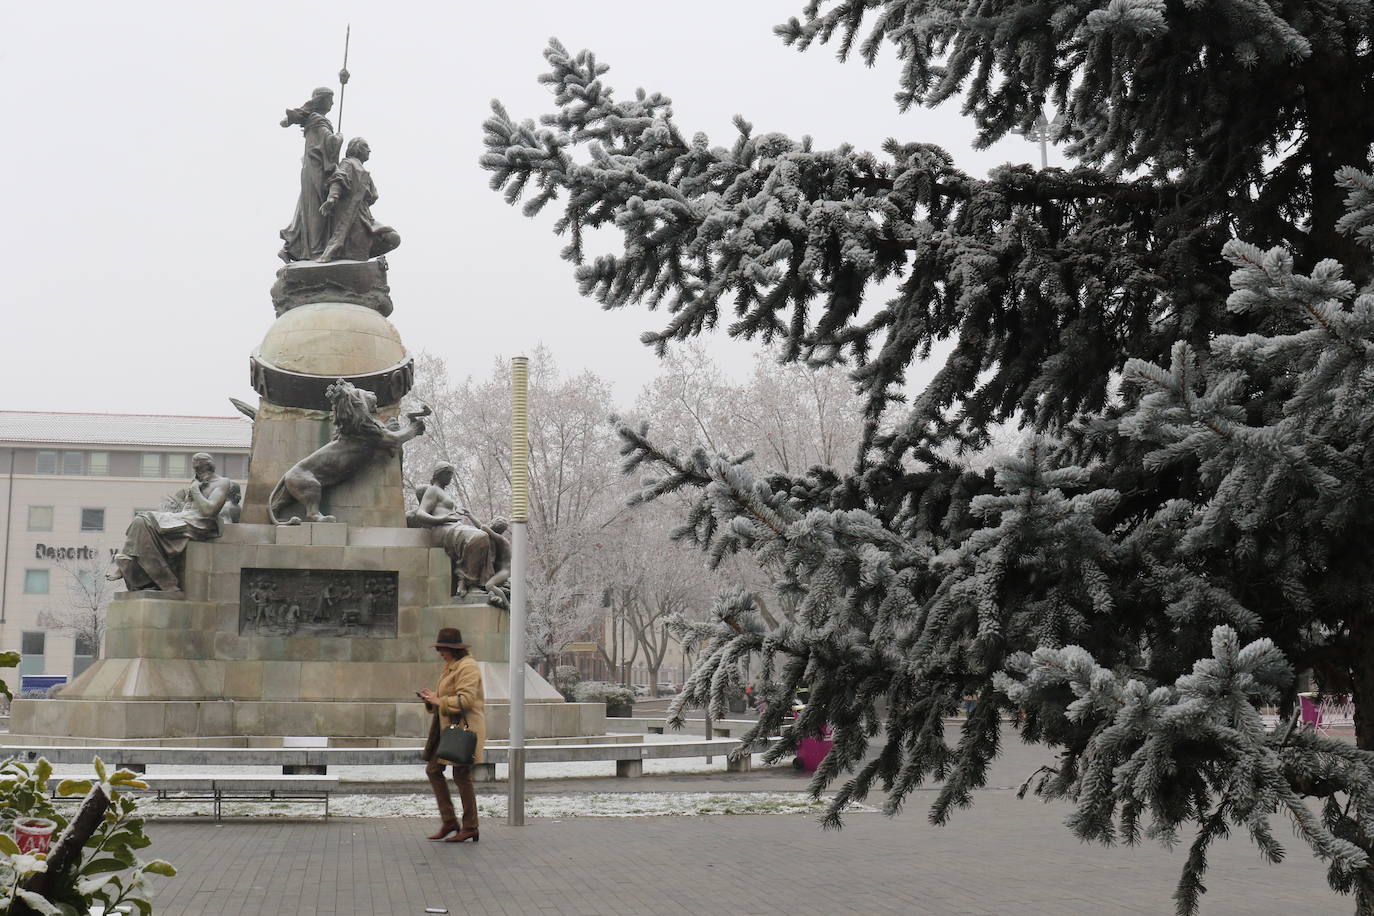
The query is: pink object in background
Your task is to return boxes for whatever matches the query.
[1299,694,1322,727]
[14,817,57,854]
[794,725,834,772]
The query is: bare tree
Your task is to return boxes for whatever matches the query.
[37,555,118,663]
[403,347,625,667]
[597,508,710,694]
[630,344,865,629]
[404,343,863,673]
[596,585,642,689]
[735,350,865,472]
[633,343,864,473]
[525,524,604,670]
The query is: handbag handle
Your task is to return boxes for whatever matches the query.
[448,694,469,730]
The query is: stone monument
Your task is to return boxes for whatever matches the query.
[7,83,603,745]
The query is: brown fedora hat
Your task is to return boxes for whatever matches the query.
[432,627,470,650]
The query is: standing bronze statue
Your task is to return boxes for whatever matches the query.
[107,453,232,592]
[279,87,343,262]
[318,137,400,262]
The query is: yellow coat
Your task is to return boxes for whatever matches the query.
[423,655,487,765]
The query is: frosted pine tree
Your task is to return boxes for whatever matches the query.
[484,5,1374,912]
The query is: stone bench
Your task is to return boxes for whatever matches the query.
[615,717,760,739]
[10,735,774,781]
[47,774,339,820]
[512,737,765,778]
[13,745,434,778]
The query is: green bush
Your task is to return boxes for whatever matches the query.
[0,755,174,915]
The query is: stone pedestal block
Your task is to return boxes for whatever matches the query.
[240,404,405,527]
[271,260,394,317]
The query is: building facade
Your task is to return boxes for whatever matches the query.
[0,411,252,686]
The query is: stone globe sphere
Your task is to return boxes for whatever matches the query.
[255,302,408,377]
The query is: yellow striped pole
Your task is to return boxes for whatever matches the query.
[508,355,529,826]
[510,357,529,524]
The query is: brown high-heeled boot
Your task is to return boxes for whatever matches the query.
[427,822,460,840]
[445,829,479,843]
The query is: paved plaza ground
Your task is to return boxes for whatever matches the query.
[143,781,1348,915]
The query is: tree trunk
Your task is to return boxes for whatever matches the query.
[1349,616,1374,751]
[753,591,781,629]
[14,787,111,914]
[1300,56,1374,286]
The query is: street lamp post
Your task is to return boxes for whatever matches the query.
[507,356,530,826]
[1012,109,1061,170]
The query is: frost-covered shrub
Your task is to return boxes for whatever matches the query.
[552,665,582,701]
[16,688,57,701]
[572,681,636,709]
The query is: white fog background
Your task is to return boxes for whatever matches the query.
[3,1,1065,415]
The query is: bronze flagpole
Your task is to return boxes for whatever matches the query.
[337,24,351,135]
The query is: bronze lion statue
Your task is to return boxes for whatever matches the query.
[268,379,429,525]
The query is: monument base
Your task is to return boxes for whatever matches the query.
[11,524,601,742]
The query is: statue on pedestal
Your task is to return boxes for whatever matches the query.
[278,87,343,263]
[409,463,496,599]
[220,479,243,524]
[318,137,400,262]
[267,379,429,525]
[107,453,232,592]
[467,515,512,609]
[271,81,401,315]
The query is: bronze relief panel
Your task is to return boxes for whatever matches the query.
[239,568,398,638]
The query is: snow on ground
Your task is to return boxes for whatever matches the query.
[139,792,870,820]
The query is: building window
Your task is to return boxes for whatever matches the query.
[80,508,105,532]
[26,506,53,532]
[73,634,96,678]
[23,569,49,595]
[20,631,45,677]
[33,451,108,475]
[139,453,163,477]
[166,453,189,478]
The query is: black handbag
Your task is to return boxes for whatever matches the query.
[435,701,477,766]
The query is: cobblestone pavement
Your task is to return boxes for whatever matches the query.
[145,789,1348,916]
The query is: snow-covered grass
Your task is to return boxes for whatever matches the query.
[140,791,870,820]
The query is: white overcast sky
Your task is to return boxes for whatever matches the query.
[3,1,1064,416]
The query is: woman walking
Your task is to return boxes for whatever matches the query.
[418,627,486,842]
